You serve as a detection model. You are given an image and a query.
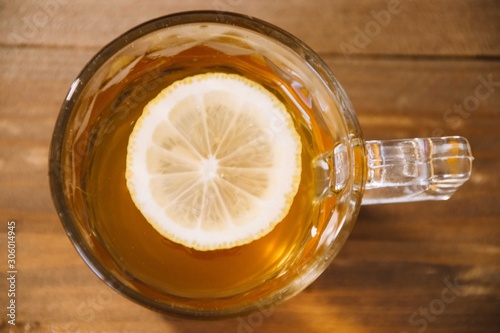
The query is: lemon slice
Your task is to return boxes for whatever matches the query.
[126,73,302,251]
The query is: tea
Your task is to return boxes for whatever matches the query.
[79,42,339,301]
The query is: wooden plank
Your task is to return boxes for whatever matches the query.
[1,47,498,191]
[0,0,499,56]
[2,46,498,122]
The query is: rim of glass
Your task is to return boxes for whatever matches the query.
[49,10,362,317]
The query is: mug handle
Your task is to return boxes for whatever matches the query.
[362,136,473,204]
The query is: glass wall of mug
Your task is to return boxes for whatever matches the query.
[49,11,366,316]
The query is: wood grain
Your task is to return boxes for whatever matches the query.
[1,0,499,332]
[0,0,499,56]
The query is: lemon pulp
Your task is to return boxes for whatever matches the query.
[126,73,302,251]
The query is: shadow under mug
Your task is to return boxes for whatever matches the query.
[49,11,473,317]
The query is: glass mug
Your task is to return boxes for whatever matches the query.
[49,11,473,317]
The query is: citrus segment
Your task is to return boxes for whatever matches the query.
[126,72,302,251]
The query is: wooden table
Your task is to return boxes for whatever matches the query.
[1,1,499,332]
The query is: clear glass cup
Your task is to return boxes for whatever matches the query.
[49,11,473,317]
